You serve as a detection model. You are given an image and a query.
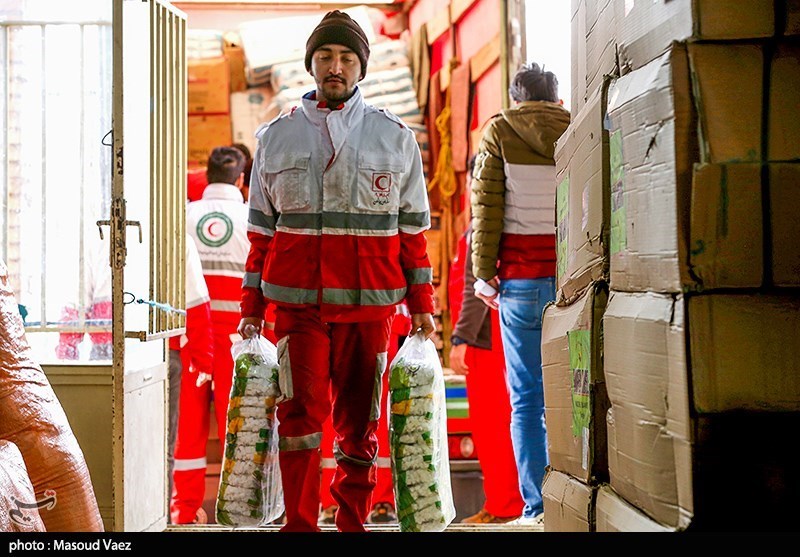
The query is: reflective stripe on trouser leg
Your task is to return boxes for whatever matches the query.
[172,347,212,524]
[374,358,394,506]
[320,414,337,509]
[278,433,324,532]
[274,308,333,532]
[328,317,392,532]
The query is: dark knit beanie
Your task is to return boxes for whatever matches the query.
[305,10,370,79]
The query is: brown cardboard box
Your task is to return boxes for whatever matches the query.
[769,43,800,161]
[689,413,800,531]
[688,293,800,412]
[584,0,617,107]
[615,0,776,73]
[608,42,799,292]
[689,43,764,164]
[689,163,800,289]
[230,87,279,156]
[541,281,609,484]
[554,77,611,305]
[607,43,697,293]
[602,410,800,532]
[604,290,800,528]
[606,290,800,414]
[224,45,248,94]
[570,0,587,114]
[595,484,674,532]
[603,291,692,529]
[570,0,617,114]
[188,114,232,168]
[690,164,764,289]
[188,57,230,115]
[771,164,800,285]
[541,468,594,532]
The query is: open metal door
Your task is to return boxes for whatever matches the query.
[111,0,187,531]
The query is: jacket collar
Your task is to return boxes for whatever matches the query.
[301,87,364,126]
[201,183,244,202]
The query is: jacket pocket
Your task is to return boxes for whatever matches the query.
[353,152,404,211]
[263,152,311,212]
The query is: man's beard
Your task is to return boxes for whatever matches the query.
[321,80,356,103]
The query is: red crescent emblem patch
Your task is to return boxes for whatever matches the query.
[372,173,392,193]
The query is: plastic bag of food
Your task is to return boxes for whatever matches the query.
[388,332,456,532]
[216,333,284,526]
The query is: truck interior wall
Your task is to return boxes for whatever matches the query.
[409,0,450,36]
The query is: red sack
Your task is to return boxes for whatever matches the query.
[0,258,104,532]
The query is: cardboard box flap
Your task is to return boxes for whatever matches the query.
[603,291,693,528]
[541,468,593,532]
[595,484,675,532]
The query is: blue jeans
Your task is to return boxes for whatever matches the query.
[498,277,554,518]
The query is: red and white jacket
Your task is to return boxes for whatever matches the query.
[187,184,250,328]
[241,88,434,323]
[168,234,213,374]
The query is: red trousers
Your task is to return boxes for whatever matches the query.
[274,307,392,532]
[319,333,399,511]
[466,309,524,518]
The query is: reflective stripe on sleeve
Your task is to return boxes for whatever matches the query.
[403,267,433,285]
[173,457,207,471]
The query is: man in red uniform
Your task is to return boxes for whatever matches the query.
[448,221,524,523]
[168,234,214,524]
[172,146,253,524]
[238,11,435,532]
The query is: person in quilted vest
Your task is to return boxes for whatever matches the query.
[470,62,570,526]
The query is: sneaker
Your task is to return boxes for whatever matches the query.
[318,505,337,525]
[507,513,544,526]
[461,509,520,524]
[367,502,398,524]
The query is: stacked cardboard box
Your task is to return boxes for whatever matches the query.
[546,0,800,532]
[187,56,232,168]
[599,0,800,532]
[541,0,617,531]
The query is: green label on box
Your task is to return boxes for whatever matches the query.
[567,329,591,437]
[609,129,626,255]
[556,174,569,282]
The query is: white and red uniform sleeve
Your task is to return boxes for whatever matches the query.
[169,235,213,374]
[241,125,275,320]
